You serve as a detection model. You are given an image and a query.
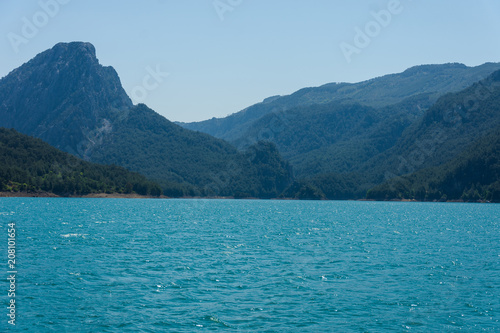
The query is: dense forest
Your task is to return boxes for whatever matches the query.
[89,104,293,198]
[267,70,500,201]
[366,127,500,202]
[0,128,162,196]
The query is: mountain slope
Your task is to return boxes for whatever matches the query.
[2,42,498,200]
[366,126,500,202]
[89,104,292,197]
[0,42,132,158]
[179,62,500,143]
[282,69,500,200]
[0,128,161,196]
[362,69,500,180]
[232,92,431,177]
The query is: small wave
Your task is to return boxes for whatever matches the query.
[61,233,88,238]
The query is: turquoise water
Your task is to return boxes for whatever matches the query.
[0,198,499,332]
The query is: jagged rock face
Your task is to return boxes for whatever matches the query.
[0,42,132,158]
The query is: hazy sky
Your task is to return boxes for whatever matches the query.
[1,0,500,122]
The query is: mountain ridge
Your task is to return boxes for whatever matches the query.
[178,62,500,143]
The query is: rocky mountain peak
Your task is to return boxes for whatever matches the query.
[0,42,133,158]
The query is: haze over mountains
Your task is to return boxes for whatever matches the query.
[0,42,499,201]
[179,62,500,143]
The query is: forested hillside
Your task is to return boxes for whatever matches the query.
[233,93,430,177]
[2,42,499,201]
[90,104,293,197]
[0,128,162,196]
[282,70,500,200]
[367,127,500,202]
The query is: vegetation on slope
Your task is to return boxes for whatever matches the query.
[2,42,499,201]
[366,127,500,202]
[89,105,293,197]
[233,93,430,177]
[0,128,162,196]
[281,70,500,200]
[0,43,293,199]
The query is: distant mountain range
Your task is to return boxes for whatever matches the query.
[1,42,499,201]
[178,62,500,143]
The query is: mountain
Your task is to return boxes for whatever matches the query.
[0,42,132,159]
[302,69,500,200]
[0,42,292,198]
[179,62,500,143]
[363,69,500,178]
[178,63,500,200]
[0,127,161,196]
[364,70,500,202]
[231,93,429,177]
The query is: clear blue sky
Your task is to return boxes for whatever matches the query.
[1,0,500,122]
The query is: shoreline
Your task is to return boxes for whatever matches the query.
[0,191,164,199]
[0,191,495,203]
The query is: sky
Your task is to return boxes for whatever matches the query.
[1,0,500,123]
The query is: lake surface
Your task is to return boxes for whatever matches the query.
[0,198,499,332]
